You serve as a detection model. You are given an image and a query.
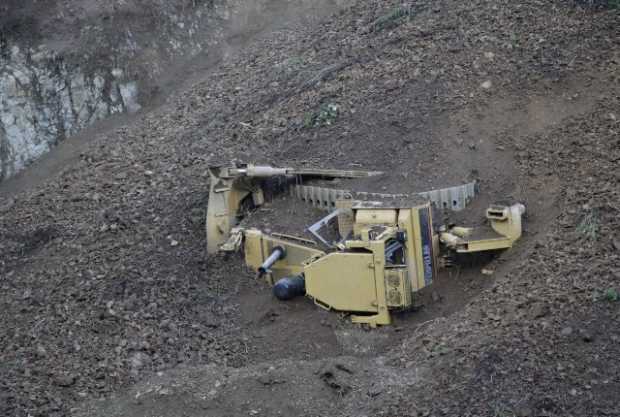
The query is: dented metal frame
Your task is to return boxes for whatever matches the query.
[306,209,344,247]
[207,163,526,327]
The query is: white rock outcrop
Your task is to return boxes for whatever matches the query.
[0,46,140,180]
[0,0,345,181]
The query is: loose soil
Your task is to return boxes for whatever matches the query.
[1,1,618,417]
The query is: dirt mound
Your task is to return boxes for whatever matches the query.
[384,94,620,417]
[0,1,618,416]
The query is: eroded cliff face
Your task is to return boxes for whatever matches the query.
[0,46,141,179]
[2,0,341,180]
[0,0,236,180]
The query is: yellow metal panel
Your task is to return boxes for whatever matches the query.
[206,172,252,253]
[244,229,266,270]
[449,204,525,253]
[397,208,422,292]
[206,188,232,254]
[487,204,525,242]
[355,209,398,225]
[266,240,316,283]
[456,237,513,253]
[244,230,324,284]
[304,252,378,313]
[410,207,427,292]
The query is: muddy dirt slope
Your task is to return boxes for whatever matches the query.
[1,1,619,417]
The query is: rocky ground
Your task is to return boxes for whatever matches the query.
[0,0,343,180]
[0,1,618,416]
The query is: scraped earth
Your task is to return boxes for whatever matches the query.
[1,1,619,417]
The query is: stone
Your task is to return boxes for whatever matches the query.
[36,345,47,358]
[368,384,383,397]
[257,374,283,386]
[514,404,533,417]
[54,373,76,387]
[130,352,151,370]
[120,82,142,113]
[579,329,594,343]
[530,303,549,319]
[480,80,493,90]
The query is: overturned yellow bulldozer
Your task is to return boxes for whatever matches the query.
[207,163,525,326]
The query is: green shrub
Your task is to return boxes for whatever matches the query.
[303,103,339,128]
[576,209,599,240]
[374,5,414,32]
[604,288,619,302]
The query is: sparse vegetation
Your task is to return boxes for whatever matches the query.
[303,103,339,128]
[2,0,619,416]
[279,56,306,73]
[286,56,305,67]
[373,5,414,32]
[576,209,599,240]
[604,288,619,302]
[593,288,619,302]
[586,0,620,9]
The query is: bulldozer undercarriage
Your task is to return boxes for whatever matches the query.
[207,163,525,327]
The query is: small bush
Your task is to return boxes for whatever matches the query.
[592,0,620,8]
[604,288,619,302]
[303,103,339,128]
[576,209,599,240]
[281,56,305,73]
[374,5,414,32]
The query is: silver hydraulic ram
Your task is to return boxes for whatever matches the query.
[257,246,286,276]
